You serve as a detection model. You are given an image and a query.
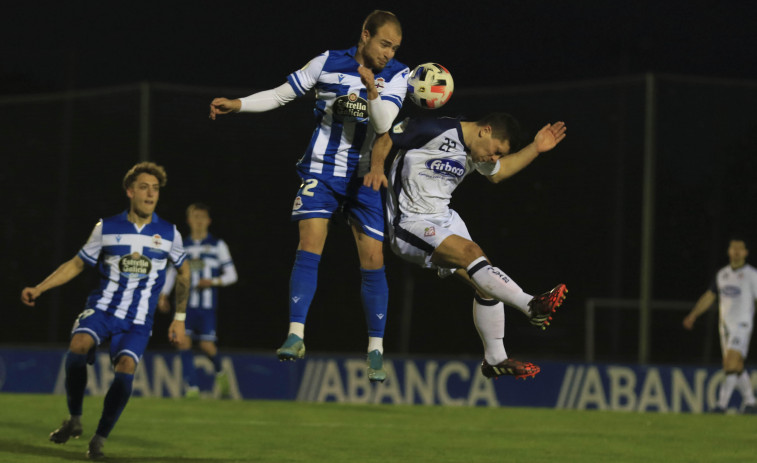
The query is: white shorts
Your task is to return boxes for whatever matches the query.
[388,209,471,277]
[719,321,753,359]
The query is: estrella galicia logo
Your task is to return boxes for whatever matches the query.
[425,158,465,177]
[721,285,741,297]
[119,252,152,279]
[333,93,368,121]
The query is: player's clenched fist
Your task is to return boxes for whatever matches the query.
[209,98,241,120]
[21,287,42,306]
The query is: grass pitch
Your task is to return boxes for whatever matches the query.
[0,393,755,462]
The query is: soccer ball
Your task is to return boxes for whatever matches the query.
[407,63,454,109]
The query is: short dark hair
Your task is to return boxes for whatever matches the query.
[122,162,167,190]
[186,202,211,217]
[729,236,749,250]
[362,10,401,37]
[477,113,522,149]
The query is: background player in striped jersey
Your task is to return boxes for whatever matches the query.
[208,10,409,381]
[683,238,757,413]
[370,114,567,379]
[21,162,191,459]
[159,202,238,398]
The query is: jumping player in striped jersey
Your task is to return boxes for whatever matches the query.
[683,238,757,413]
[21,162,190,460]
[208,10,409,382]
[160,203,238,398]
[369,114,568,380]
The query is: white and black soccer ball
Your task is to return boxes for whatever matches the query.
[407,63,454,109]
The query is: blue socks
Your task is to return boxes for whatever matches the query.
[289,250,321,323]
[289,252,388,338]
[65,352,88,416]
[96,372,133,438]
[361,267,389,337]
[180,349,198,388]
[209,355,222,374]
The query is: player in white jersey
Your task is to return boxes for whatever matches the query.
[370,113,568,379]
[21,162,191,459]
[208,11,408,381]
[683,238,757,413]
[160,203,238,398]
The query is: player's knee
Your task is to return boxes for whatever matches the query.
[69,334,95,354]
[460,241,485,264]
[114,355,137,374]
[199,341,216,356]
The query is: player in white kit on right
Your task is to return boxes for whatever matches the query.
[367,113,568,379]
[684,238,757,413]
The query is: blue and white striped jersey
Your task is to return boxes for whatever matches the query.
[163,233,238,311]
[77,211,187,328]
[288,47,409,178]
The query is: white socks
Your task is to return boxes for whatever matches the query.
[718,373,738,408]
[368,336,384,354]
[288,322,305,339]
[472,295,507,365]
[466,257,532,315]
[737,370,756,406]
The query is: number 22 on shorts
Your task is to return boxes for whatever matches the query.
[301,179,318,197]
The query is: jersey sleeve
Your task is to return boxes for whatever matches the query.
[217,239,239,287]
[380,66,410,109]
[161,263,177,296]
[286,52,328,97]
[170,226,187,268]
[77,220,103,267]
[474,159,501,176]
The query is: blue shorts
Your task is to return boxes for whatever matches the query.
[71,309,152,365]
[185,307,217,342]
[290,170,385,241]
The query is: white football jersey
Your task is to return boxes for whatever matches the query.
[713,264,757,328]
[387,117,499,220]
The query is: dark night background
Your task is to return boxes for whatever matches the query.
[3,1,757,365]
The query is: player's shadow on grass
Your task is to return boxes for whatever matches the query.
[0,438,85,461]
[0,438,254,462]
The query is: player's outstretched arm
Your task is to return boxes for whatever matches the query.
[168,260,191,345]
[209,98,242,120]
[489,121,567,183]
[533,121,567,153]
[683,290,716,330]
[21,256,86,307]
[364,132,393,191]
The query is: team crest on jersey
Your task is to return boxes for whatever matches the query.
[426,159,465,177]
[375,77,385,93]
[424,226,436,237]
[119,252,152,278]
[293,196,303,211]
[152,234,162,248]
[333,93,368,121]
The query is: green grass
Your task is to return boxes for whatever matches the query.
[0,393,755,462]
